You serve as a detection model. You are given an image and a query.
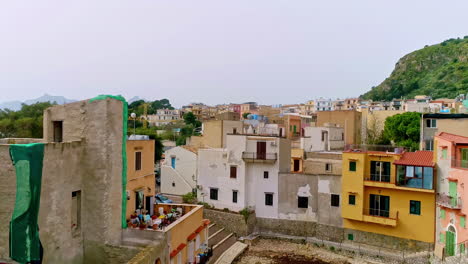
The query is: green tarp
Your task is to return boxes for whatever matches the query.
[9,143,45,263]
[89,95,128,228]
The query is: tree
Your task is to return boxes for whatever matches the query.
[242,112,251,119]
[0,102,54,138]
[382,112,421,151]
[149,99,174,114]
[183,112,198,126]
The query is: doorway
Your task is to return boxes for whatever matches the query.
[293,159,300,172]
[369,194,390,217]
[446,226,456,256]
[257,141,266,159]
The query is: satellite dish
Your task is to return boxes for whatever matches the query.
[130,113,136,119]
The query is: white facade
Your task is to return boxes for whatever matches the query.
[147,109,181,126]
[301,125,344,152]
[161,146,197,195]
[314,98,333,112]
[197,134,291,218]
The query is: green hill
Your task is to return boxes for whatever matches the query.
[361,37,468,101]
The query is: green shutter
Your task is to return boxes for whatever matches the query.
[461,216,466,228]
[440,209,446,219]
[440,232,445,243]
[460,243,466,254]
[348,233,354,241]
[349,161,356,172]
[449,181,458,207]
[442,148,447,159]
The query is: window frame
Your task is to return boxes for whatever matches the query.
[265,193,274,206]
[209,188,218,201]
[232,190,238,203]
[298,196,308,208]
[135,151,142,171]
[409,200,421,215]
[263,171,269,179]
[349,161,356,172]
[331,194,340,207]
[325,163,332,172]
[348,194,356,205]
[230,166,237,179]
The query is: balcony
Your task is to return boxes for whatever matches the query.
[365,174,391,183]
[363,208,398,226]
[242,152,277,163]
[437,193,462,210]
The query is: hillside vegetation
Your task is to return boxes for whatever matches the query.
[362,37,468,101]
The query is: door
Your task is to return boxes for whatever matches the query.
[135,191,144,211]
[449,181,458,207]
[446,228,456,256]
[257,141,266,160]
[171,157,176,169]
[293,159,300,172]
[145,196,151,214]
[369,194,390,217]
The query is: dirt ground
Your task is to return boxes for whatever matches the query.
[234,238,381,264]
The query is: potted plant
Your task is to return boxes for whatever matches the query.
[139,223,147,230]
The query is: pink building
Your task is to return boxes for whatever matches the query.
[435,132,468,257]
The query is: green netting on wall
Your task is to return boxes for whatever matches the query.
[89,95,128,228]
[9,143,45,263]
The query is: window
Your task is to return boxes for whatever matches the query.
[442,148,448,159]
[232,190,238,203]
[426,119,437,128]
[325,163,332,172]
[370,161,391,182]
[331,194,340,207]
[172,182,175,187]
[348,195,356,205]
[298,196,308,208]
[233,128,237,134]
[135,152,142,171]
[410,200,421,215]
[171,157,175,169]
[230,166,237,179]
[210,188,218,200]
[71,191,81,231]
[347,233,354,241]
[461,216,466,228]
[349,161,356,172]
[263,171,269,179]
[293,159,300,172]
[425,140,434,151]
[265,193,273,206]
[53,121,63,143]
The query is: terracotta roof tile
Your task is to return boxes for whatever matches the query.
[393,151,434,167]
[436,132,468,144]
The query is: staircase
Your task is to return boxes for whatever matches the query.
[207,223,238,264]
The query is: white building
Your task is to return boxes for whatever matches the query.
[315,98,333,112]
[161,146,198,196]
[197,134,290,218]
[300,125,345,152]
[147,109,181,126]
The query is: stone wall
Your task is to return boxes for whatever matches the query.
[203,209,256,237]
[344,228,433,252]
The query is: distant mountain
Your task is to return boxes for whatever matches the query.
[0,94,76,111]
[361,37,468,101]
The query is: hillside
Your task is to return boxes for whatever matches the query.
[361,37,468,101]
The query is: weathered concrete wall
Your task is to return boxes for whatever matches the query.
[0,138,44,144]
[203,209,256,237]
[0,145,16,261]
[344,228,433,252]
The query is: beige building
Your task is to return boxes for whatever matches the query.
[187,120,244,148]
[421,113,468,150]
[126,135,156,218]
[317,110,362,145]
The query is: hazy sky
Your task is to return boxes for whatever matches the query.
[0,0,467,107]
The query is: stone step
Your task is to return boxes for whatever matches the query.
[209,227,225,240]
[214,242,248,264]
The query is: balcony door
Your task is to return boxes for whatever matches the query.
[369,194,390,217]
[370,161,391,182]
[257,141,266,160]
[462,149,468,168]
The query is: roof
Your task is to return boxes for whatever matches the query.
[393,151,434,167]
[424,113,468,119]
[436,132,468,144]
[181,145,199,154]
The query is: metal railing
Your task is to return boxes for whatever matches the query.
[364,174,391,183]
[437,193,463,209]
[363,208,398,219]
[452,159,468,169]
[242,152,277,161]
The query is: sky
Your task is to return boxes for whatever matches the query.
[0,0,467,108]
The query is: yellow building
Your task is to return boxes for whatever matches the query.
[126,136,156,218]
[341,149,436,247]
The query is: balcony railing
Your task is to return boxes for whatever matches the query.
[452,159,468,169]
[365,174,391,183]
[242,152,277,162]
[363,208,398,219]
[437,193,462,209]
[345,144,405,153]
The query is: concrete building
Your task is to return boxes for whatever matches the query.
[301,125,345,153]
[434,132,468,257]
[0,97,141,263]
[279,152,343,229]
[341,148,436,250]
[147,109,181,127]
[420,113,468,151]
[315,98,333,112]
[405,95,432,112]
[187,119,244,149]
[161,146,198,196]
[197,134,290,218]
[126,135,156,218]
[361,110,404,144]
[316,110,362,145]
